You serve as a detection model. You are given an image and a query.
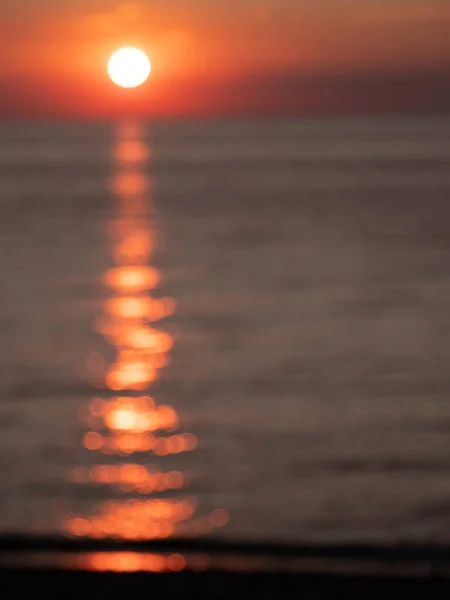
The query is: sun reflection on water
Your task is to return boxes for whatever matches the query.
[81,552,186,573]
[65,123,227,554]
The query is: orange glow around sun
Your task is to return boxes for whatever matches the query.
[108,47,151,88]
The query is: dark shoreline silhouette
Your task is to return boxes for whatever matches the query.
[2,538,450,600]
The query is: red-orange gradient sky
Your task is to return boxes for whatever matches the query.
[1,0,449,117]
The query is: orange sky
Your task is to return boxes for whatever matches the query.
[1,0,449,116]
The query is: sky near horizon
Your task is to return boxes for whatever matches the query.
[1,0,449,116]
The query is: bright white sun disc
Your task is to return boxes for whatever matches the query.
[108,47,151,88]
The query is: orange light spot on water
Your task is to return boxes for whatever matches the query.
[153,438,168,456]
[117,434,143,454]
[90,397,107,416]
[167,554,186,572]
[108,406,140,430]
[99,432,155,455]
[140,434,155,451]
[153,433,196,456]
[91,464,118,484]
[153,353,170,368]
[120,464,144,483]
[67,517,90,537]
[115,140,149,164]
[114,231,152,265]
[177,501,196,521]
[88,463,186,492]
[91,522,108,538]
[106,361,156,390]
[176,435,189,453]
[210,509,229,528]
[167,471,184,489]
[104,266,160,293]
[105,297,155,319]
[99,398,179,437]
[139,481,155,494]
[184,433,198,451]
[83,432,103,451]
[155,405,179,430]
[86,413,101,429]
[124,328,173,353]
[148,554,167,570]
[104,400,155,433]
[159,521,174,538]
[84,552,176,573]
[66,497,199,541]
[112,172,148,197]
[161,297,176,315]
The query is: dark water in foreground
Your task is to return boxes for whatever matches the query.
[0,118,450,545]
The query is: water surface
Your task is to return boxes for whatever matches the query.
[0,117,450,544]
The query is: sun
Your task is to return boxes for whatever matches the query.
[108,47,151,89]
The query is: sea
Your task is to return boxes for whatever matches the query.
[0,117,450,546]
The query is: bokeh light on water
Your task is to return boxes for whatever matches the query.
[65,122,228,545]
